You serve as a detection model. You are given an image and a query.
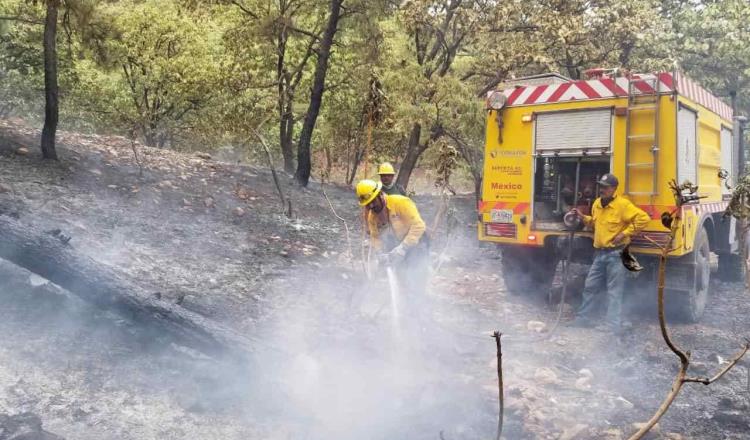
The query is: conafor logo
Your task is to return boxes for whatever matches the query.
[491,182,523,190]
[489,149,526,159]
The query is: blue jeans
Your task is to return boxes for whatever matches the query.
[576,248,627,331]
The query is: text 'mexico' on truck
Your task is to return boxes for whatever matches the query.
[479,69,747,322]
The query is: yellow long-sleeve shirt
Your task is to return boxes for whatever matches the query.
[367,194,426,251]
[582,195,650,249]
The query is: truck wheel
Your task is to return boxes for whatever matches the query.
[672,228,710,323]
[500,247,556,296]
[717,239,749,282]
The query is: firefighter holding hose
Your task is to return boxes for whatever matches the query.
[355,179,430,297]
[570,173,650,335]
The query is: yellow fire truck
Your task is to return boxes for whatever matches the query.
[478,69,746,321]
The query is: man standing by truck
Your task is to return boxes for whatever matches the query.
[571,173,650,335]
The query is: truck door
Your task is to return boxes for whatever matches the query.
[535,108,613,153]
[533,109,613,229]
[677,105,698,185]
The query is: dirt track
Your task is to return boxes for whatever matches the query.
[1,118,749,439]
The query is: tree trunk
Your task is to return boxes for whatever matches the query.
[279,105,295,173]
[0,214,255,359]
[323,144,332,181]
[396,123,423,190]
[294,0,343,187]
[40,0,59,160]
[347,147,365,186]
[445,130,483,203]
[345,134,352,184]
[277,27,296,174]
[142,121,158,148]
[397,123,446,190]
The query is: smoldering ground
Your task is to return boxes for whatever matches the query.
[246,266,499,440]
[1,199,749,439]
[0,254,499,439]
[3,234,750,439]
[0,260,272,439]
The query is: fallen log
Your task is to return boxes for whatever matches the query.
[0,213,256,359]
[0,412,64,440]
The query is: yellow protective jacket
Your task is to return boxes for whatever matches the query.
[367,194,426,251]
[582,195,650,249]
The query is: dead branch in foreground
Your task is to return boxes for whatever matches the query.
[321,184,354,269]
[628,181,750,440]
[431,192,457,273]
[723,174,750,289]
[250,128,291,218]
[128,129,144,177]
[492,331,504,440]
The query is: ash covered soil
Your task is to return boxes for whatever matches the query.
[1,117,749,439]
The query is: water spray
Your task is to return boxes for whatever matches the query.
[386,266,401,321]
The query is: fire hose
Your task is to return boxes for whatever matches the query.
[427,160,583,344]
[538,158,583,340]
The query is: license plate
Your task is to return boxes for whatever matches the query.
[490,209,513,223]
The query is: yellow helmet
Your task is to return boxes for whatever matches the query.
[377,162,396,175]
[356,179,382,206]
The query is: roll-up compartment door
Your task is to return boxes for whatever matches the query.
[677,106,698,185]
[535,109,612,154]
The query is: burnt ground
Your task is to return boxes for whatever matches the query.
[0,117,749,439]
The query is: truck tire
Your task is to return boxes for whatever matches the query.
[500,247,557,296]
[717,239,749,282]
[670,228,710,323]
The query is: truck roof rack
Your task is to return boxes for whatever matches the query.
[497,73,571,89]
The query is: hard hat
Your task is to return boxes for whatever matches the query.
[356,179,383,206]
[598,173,619,187]
[377,162,396,175]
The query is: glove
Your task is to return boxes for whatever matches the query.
[388,244,407,264]
[376,244,407,267]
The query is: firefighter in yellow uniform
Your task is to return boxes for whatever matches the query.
[377,162,407,196]
[571,174,650,335]
[356,179,429,297]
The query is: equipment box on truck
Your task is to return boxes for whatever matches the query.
[479,69,746,322]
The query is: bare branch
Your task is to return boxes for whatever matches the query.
[684,341,750,385]
[628,180,750,440]
[629,365,689,440]
[425,0,462,64]
[0,15,43,25]
[288,24,321,41]
[321,185,354,268]
[249,128,290,218]
[229,0,259,19]
[487,25,539,33]
[492,331,504,440]
[289,28,320,88]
